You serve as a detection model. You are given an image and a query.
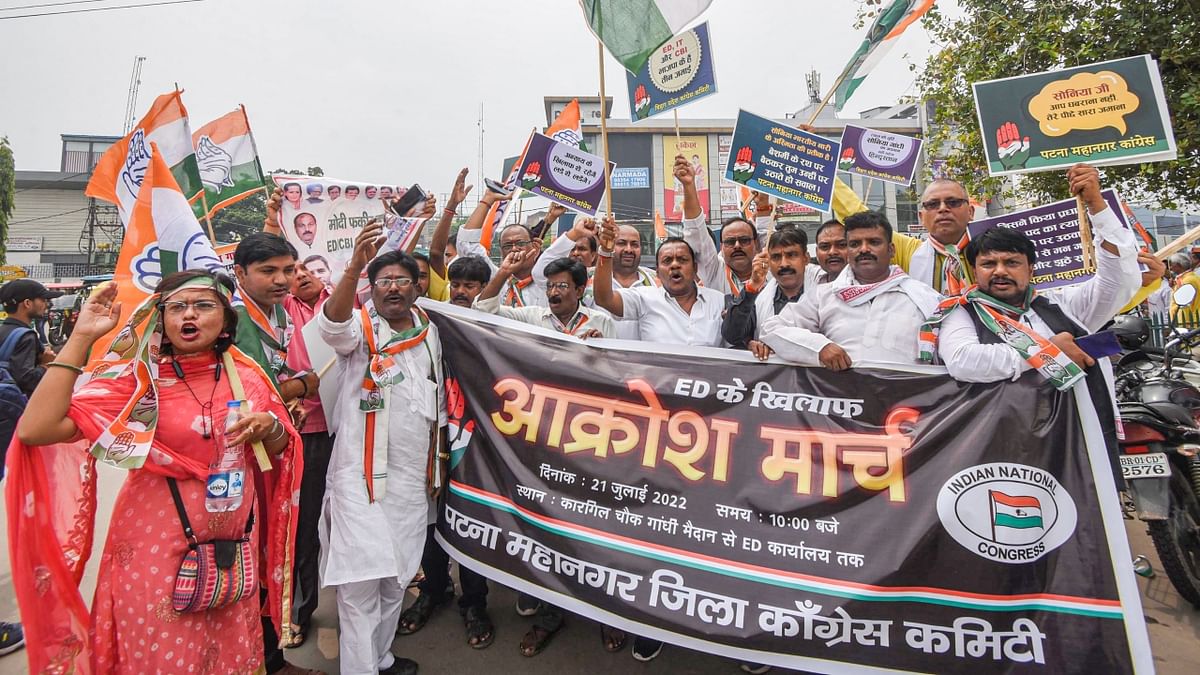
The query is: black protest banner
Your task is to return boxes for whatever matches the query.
[426,302,1152,674]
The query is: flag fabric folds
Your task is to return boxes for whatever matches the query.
[86,90,204,221]
[833,0,935,112]
[192,106,266,218]
[579,0,713,73]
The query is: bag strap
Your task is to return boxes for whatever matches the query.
[0,327,33,364]
[222,350,272,472]
[166,477,255,545]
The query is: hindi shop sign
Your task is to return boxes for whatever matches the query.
[837,125,923,187]
[967,188,1132,290]
[973,54,1177,176]
[516,133,615,217]
[626,21,718,122]
[426,302,1152,675]
[724,110,840,212]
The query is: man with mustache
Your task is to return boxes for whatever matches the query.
[675,155,768,295]
[761,211,942,370]
[811,219,848,284]
[926,164,1139,482]
[281,262,333,649]
[475,253,613,339]
[594,215,726,348]
[318,220,445,675]
[446,256,492,308]
[722,227,811,361]
[456,190,548,307]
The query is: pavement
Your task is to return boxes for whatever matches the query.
[0,462,1197,674]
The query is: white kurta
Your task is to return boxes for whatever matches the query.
[761,267,943,367]
[457,228,548,307]
[316,308,447,588]
[682,212,774,295]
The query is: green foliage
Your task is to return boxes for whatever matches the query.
[0,137,14,263]
[210,166,323,243]
[917,0,1200,209]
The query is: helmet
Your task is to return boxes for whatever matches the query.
[1110,314,1150,350]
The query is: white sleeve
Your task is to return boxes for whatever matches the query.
[760,292,831,366]
[533,233,576,286]
[937,308,1025,382]
[455,228,498,273]
[472,294,533,322]
[1050,206,1141,332]
[317,307,362,357]
[615,287,646,320]
[681,212,728,295]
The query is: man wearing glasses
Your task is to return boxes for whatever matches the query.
[474,255,613,339]
[455,190,548,307]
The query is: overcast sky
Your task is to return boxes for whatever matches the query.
[1,0,944,192]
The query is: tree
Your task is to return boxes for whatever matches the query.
[209,166,324,243]
[915,0,1199,209]
[0,137,14,264]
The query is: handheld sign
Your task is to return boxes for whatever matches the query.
[837,125,923,187]
[973,54,1176,176]
[723,110,840,212]
[515,133,615,217]
[966,188,1133,290]
[625,22,718,122]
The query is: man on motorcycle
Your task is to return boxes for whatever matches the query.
[922,164,1142,482]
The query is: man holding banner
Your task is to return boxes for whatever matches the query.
[923,164,1140,480]
[761,211,942,370]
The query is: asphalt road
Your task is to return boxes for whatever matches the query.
[0,463,1196,674]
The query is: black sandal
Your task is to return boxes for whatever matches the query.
[519,624,559,657]
[463,605,495,649]
[600,625,627,652]
[397,593,439,635]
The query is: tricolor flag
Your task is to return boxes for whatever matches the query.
[86,90,204,223]
[833,0,935,112]
[990,490,1044,537]
[192,105,267,219]
[87,145,222,372]
[580,0,713,73]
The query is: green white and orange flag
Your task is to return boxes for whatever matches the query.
[86,90,204,222]
[192,105,267,218]
[86,144,222,378]
[580,0,713,72]
[833,0,935,112]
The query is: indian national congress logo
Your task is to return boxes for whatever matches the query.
[936,462,1078,564]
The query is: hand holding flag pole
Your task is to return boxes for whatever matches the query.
[597,41,615,218]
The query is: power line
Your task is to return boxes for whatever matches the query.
[8,206,89,225]
[0,0,110,13]
[0,0,203,20]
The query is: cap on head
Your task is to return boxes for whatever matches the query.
[0,279,64,307]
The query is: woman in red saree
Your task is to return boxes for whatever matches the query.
[6,271,302,674]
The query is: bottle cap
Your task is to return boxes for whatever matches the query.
[226,400,242,408]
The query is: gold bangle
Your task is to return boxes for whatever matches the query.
[47,361,83,375]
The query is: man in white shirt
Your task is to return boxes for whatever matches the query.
[476,254,614,339]
[761,210,942,370]
[533,216,654,339]
[593,217,726,348]
[455,191,548,307]
[318,222,445,675]
[810,219,848,285]
[928,164,1140,482]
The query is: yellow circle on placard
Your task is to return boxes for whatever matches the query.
[650,30,702,94]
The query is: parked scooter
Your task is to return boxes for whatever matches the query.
[1113,285,1200,607]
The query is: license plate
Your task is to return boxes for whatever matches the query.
[1120,453,1172,479]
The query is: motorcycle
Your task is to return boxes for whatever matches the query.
[1112,286,1200,607]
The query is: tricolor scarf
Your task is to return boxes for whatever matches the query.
[504,276,535,307]
[918,285,1085,391]
[550,309,591,336]
[84,277,234,469]
[910,233,972,295]
[835,265,908,306]
[233,289,292,378]
[358,302,434,502]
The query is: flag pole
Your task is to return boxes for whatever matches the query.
[806,67,853,127]
[241,103,275,219]
[1077,195,1096,269]
[673,109,682,143]
[199,191,218,244]
[597,41,614,217]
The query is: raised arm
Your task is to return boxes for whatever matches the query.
[263,187,283,236]
[17,283,122,445]
[533,213,595,285]
[676,154,725,293]
[455,191,510,271]
[478,249,536,302]
[592,214,624,317]
[430,168,472,276]
[324,219,383,323]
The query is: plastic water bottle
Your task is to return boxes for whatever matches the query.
[205,400,247,512]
